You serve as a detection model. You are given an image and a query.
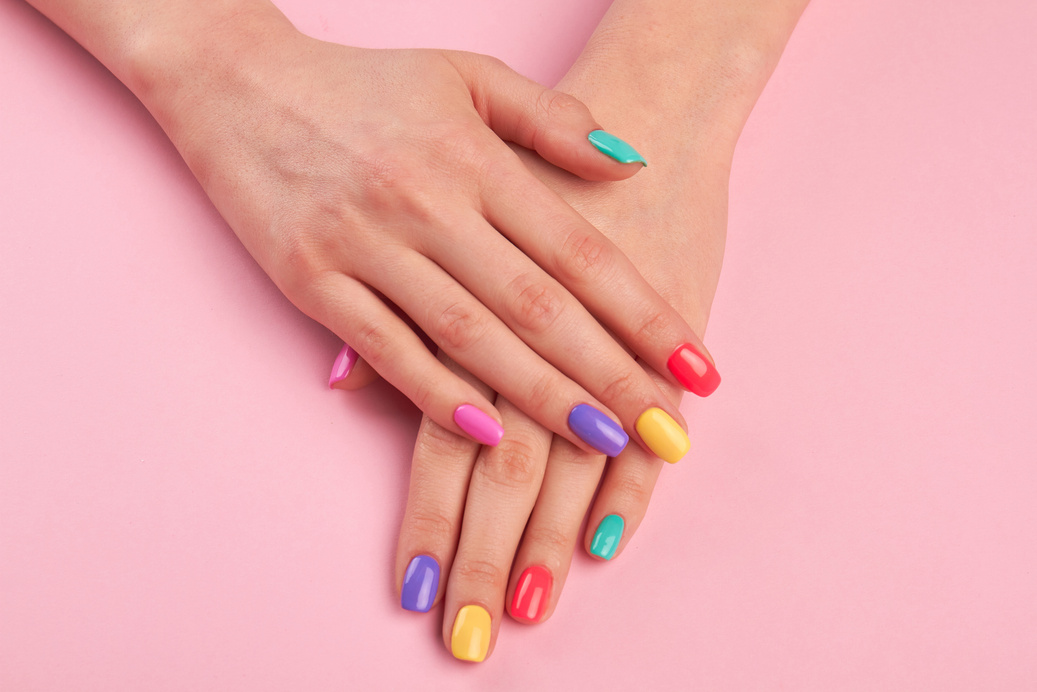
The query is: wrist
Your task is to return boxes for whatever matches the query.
[555,0,806,171]
[115,1,297,125]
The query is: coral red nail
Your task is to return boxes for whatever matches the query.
[667,343,721,397]
[511,565,552,623]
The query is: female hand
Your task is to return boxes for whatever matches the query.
[111,0,715,458]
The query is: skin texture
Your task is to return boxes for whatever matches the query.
[24,0,715,460]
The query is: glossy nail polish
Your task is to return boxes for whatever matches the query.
[511,565,552,623]
[454,404,504,446]
[635,407,691,464]
[590,514,624,561]
[568,404,629,456]
[588,130,647,166]
[401,555,439,613]
[328,343,358,389]
[667,343,721,397]
[451,605,491,662]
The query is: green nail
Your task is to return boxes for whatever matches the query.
[590,514,625,560]
[588,130,647,166]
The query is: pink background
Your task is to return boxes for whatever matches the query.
[2,0,1035,689]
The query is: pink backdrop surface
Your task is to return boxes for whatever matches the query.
[2,0,1035,689]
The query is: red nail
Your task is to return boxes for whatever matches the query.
[667,343,721,397]
[511,565,552,623]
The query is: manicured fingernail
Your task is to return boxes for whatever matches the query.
[590,514,625,561]
[328,343,358,389]
[568,404,629,457]
[635,407,690,464]
[454,404,504,446]
[511,565,552,623]
[667,343,721,396]
[588,129,647,166]
[451,605,491,662]
[401,554,439,613]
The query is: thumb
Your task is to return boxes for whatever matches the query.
[449,52,647,181]
[329,343,380,391]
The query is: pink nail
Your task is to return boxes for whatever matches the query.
[329,344,358,389]
[453,404,504,446]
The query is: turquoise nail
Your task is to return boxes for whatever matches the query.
[590,514,625,560]
[588,130,647,166]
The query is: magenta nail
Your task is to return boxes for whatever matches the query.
[453,404,504,446]
[329,343,358,389]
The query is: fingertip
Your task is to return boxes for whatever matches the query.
[329,354,380,391]
[587,513,625,561]
[587,129,648,167]
[667,342,722,397]
[509,564,553,624]
[453,404,505,446]
[607,159,649,181]
[539,130,646,183]
[328,343,358,389]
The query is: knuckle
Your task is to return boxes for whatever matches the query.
[610,472,653,509]
[523,525,574,555]
[429,123,482,165]
[536,89,585,123]
[272,226,331,298]
[414,418,477,463]
[598,369,640,408]
[558,229,613,283]
[631,309,672,347]
[424,123,497,189]
[349,148,442,221]
[506,273,566,335]
[522,372,558,417]
[432,301,485,353]
[553,438,606,468]
[453,558,507,589]
[475,437,543,489]
[480,55,509,74]
[351,320,394,369]
[409,374,439,415]
[351,150,414,197]
[406,508,455,541]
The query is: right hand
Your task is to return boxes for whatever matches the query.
[139,6,717,457]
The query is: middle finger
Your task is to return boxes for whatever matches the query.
[441,396,554,663]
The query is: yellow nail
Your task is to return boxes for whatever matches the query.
[635,408,690,463]
[451,605,491,662]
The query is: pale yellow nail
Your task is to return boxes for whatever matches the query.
[635,407,690,463]
[451,605,491,662]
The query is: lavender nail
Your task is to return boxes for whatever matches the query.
[401,555,440,613]
[568,404,629,457]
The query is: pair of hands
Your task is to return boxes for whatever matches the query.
[313,64,730,664]
[136,6,729,663]
[151,8,719,464]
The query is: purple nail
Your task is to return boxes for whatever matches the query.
[454,404,504,446]
[329,343,358,389]
[401,555,440,613]
[568,404,629,456]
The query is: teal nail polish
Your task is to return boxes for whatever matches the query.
[590,514,625,560]
[588,130,647,166]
